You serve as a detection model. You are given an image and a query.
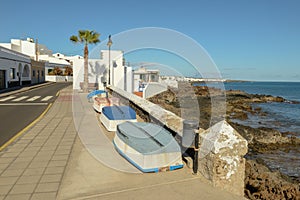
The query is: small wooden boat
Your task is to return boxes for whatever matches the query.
[93,97,120,113]
[113,122,183,172]
[87,90,106,101]
[100,106,137,131]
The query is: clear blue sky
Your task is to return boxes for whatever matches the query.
[0,0,299,81]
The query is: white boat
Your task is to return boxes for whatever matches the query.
[100,106,137,131]
[113,122,183,172]
[93,97,120,113]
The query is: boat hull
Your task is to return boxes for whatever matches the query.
[114,122,183,172]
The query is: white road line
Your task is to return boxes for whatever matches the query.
[12,96,29,102]
[0,96,16,102]
[27,96,41,102]
[0,103,48,106]
[41,96,53,101]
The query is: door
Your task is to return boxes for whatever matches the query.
[0,70,6,90]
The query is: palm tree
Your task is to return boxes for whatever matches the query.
[70,30,100,92]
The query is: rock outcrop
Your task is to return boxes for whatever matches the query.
[245,160,300,200]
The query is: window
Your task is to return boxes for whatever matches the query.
[32,70,35,77]
[41,70,44,76]
[10,68,16,79]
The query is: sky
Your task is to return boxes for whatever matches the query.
[0,0,299,81]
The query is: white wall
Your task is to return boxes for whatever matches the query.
[143,83,168,99]
[0,43,11,49]
[0,46,31,88]
[46,75,73,82]
[72,50,132,93]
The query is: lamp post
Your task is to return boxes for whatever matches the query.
[107,35,113,85]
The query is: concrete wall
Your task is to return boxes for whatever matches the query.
[108,86,248,197]
[143,82,168,99]
[198,121,248,196]
[31,60,45,84]
[46,75,73,82]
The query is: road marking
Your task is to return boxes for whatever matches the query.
[12,96,29,102]
[0,103,53,151]
[0,103,48,106]
[27,96,41,101]
[41,96,53,101]
[0,96,16,102]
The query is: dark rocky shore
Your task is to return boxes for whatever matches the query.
[148,82,300,199]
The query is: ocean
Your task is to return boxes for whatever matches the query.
[224,81,300,135]
[222,81,300,179]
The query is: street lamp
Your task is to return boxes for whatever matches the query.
[107,35,113,85]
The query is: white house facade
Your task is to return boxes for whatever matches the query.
[0,46,31,90]
[73,50,133,93]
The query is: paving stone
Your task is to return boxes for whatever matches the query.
[0,158,14,164]
[22,168,45,176]
[1,169,24,177]
[22,147,41,152]
[31,192,56,200]
[0,177,18,186]
[51,155,69,161]
[0,163,9,170]
[35,182,59,193]
[56,146,72,151]
[4,193,31,200]
[32,155,52,162]
[40,146,57,151]
[47,160,67,167]
[28,161,48,169]
[9,184,36,194]
[0,153,19,158]
[18,151,37,158]
[0,185,13,195]
[40,174,62,183]
[16,175,41,184]
[54,149,71,155]
[44,167,64,175]
[7,162,30,170]
[12,157,33,163]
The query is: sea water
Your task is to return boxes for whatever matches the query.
[224,81,300,179]
[224,81,300,135]
[195,81,300,179]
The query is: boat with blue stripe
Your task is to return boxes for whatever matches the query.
[114,121,183,172]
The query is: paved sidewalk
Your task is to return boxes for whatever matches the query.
[0,86,76,200]
[0,87,244,200]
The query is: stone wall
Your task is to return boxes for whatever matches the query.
[108,86,248,197]
[198,120,248,196]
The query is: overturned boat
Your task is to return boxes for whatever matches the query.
[100,106,137,131]
[114,122,183,172]
[93,97,120,113]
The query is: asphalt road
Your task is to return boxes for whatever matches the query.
[0,82,71,147]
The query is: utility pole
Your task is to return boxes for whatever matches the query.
[35,39,39,61]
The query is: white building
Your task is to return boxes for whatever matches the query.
[38,54,71,75]
[73,50,133,93]
[0,38,72,76]
[0,46,31,90]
